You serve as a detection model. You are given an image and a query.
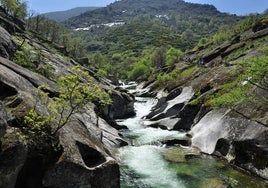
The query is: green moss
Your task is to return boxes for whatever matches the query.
[157,65,197,86]
[207,53,268,109]
[181,65,197,77]
[156,69,180,85]
[209,86,248,108]
[189,90,202,105]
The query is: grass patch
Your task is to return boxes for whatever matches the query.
[157,65,197,85]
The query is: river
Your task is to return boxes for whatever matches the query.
[115,89,267,187]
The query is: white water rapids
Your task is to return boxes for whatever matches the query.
[117,97,186,188]
[115,84,267,188]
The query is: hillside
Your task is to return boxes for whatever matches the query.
[63,0,242,79]
[67,0,236,28]
[66,0,240,51]
[42,7,100,22]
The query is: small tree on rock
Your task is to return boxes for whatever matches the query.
[23,65,111,142]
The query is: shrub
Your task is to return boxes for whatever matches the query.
[13,47,35,69]
[128,57,153,80]
[23,65,111,141]
[208,54,268,108]
[166,47,182,67]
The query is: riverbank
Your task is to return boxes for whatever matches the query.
[115,83,268,188]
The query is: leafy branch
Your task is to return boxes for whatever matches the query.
[23,65,111,141]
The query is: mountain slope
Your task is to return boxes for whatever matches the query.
[67,0,234,28]
[65,0,241,52]
[63,0,242,79]
[42,7,100,22]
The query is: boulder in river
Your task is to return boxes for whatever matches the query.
[190,109,268,179]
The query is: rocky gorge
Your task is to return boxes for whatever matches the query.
[127,16,268,183]
[0,5,267,188]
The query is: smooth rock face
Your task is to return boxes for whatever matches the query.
[108,90,135,119]
[0,26,17,59]
[145,116,180,130]
[0,127,28,188]
[145,86,195,130]
[190,109,268,179]
[43,161,119,188]
[43,116,120,188]
[0,41,122,187]
[190,110,229,154]
[0,102,7,138]
[0,57,58,95]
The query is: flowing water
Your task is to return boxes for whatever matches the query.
[116,97,267,188]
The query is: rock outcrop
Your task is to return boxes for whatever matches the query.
[141,17,268,180]
[0,102,7,138]
[145,86,195,130]
[0,8,131,187]
[0,26,17,59]
[0,127,27,188]
[109,90,135,119]
[0,52,123,187]
[190,109,268,179]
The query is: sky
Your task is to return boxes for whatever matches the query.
[26,0,268,15]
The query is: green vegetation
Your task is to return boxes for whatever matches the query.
[64,0,241,79]
[13,35,55,80]
[194,13,264,50]
[181,66,197,77]
[209,84,248,108]
[157,69,180,85]
[26,16,86,59]
[23,66,111,142]
[128,56,153,80]
[126,46,187,81]
[0,0,27,18]
[157,65,197,86]
[166,47,182,67]
[23,108,51,144]
[13,44,35,69]
[209,54,268,108]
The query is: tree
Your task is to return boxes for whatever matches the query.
[24,65,111,139]
[165,47,182,67]
[152,47,166,68]
[14,0,27,19]
[0,0,27,19]
[128,57,153,80]
[0,0,18,14]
